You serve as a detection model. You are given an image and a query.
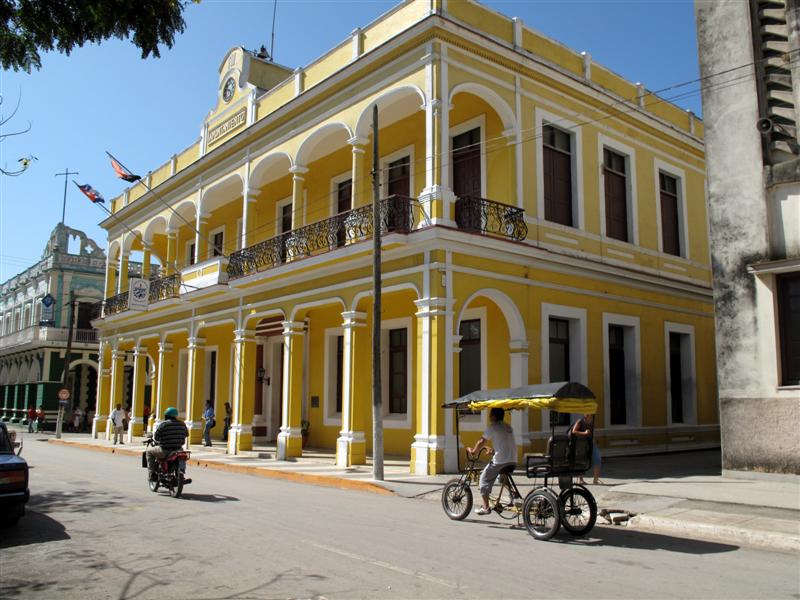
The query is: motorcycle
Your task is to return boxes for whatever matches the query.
[142,434,191,498]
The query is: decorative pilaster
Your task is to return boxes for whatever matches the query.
[336,311,367,467]
[185,336,206,445]
[165,230,177,275]
[348,137,368,208]
[127,347,147,442]
[229,329,256,454]
[413,297,452,474]
[289,166,308,229]
[154,341,174,429]
[106,349,126,440]
[278,321,305,460]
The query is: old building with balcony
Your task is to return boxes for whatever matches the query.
[0,224,106,427]
[94,0,717,473]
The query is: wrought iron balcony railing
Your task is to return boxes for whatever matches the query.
[454,196,528,241]
[149,273,181,303]
[104,291,129,316]
[228,195,415,280]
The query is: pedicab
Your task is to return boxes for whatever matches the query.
[441,381,598,541]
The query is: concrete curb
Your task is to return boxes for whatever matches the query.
[628,514,800,554]
[48,439,393,496]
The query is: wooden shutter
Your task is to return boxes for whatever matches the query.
[604,148,628,242]
[453,128,481,197]
[387,156,410,197]
[660,172,681,256]
[543,126,573,226]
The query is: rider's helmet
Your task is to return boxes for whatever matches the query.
[164,407,179,419]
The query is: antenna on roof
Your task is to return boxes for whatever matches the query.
[270,0,277,61]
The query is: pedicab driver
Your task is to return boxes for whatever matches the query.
[467,407,517,515]
[147,407,190,483]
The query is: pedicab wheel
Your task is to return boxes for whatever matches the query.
[522,489,561,541]
[441,479,473,520]
[168,465,184,498]
[559,486,597,536]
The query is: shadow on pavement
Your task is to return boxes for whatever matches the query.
[464,519,738,554]
[28,489,127,513]
[601,449,721,481]
[177,493,239,502]
[0,510,70,548]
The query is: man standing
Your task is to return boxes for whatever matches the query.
[110,404,125,445]
[27,406,36,433]
[202,401,215,447]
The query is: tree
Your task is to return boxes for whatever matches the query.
[0,92,35,176]
[1,0,192,73]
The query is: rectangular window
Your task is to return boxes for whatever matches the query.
[212,231,224,257]
[387,156,411,197]
[452,127,482,198]
[778,273,800,386]
[281,203,293,234]
[549,318,571,426]
[669,332,685,423]
[608,325,627,425]
[659,172,681,256]
[388,328,407,414]
[335,335,344,413]
[459,319,481,397]
[188,242,196,266]
[543,125,573,227]
[603,148,629,242]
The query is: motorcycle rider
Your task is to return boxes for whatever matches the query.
[147,407,191,484]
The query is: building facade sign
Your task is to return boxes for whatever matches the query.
[128,278,149,311]
[207,109,246,147]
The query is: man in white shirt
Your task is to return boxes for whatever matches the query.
[467,407,517,515]
[110,404,125,445]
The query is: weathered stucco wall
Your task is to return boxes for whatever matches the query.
[696,0,799,474]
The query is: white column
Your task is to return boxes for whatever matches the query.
[126,347,147,443]
[241,183,256,250]
[509,340,529,456]
[336,311,366,467]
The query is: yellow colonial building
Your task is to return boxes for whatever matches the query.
[92,0,717,473]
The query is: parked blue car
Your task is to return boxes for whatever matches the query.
[0,422,29,527]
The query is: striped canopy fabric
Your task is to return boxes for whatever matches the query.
[443,381,598,414]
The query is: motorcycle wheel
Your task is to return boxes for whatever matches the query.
[148,470,159,492]
[168,463,184,498]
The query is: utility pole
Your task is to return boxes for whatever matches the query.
[371,104,384,481]
[55,291,76,439]
[55,168,79,225]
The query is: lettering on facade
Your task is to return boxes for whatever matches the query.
[207,109,247,146]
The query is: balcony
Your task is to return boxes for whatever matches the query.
[228,195,415,280]
[180,256,229,296]
[0,326,98,350]
[454,196,528,242]
[101,272,181,318]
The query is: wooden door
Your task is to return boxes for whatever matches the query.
[453,128,481,198]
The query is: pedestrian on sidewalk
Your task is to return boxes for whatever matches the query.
[110,404,125,445]
[570,413,603,485]
[142,404,151,434]
[72,407,83,433]
[222,402,232,442]
[35,406,45,432]
[27,406,36,433]
[202,401,215,447]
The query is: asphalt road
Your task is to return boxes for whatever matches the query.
[1,438,798,600]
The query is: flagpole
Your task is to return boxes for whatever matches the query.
[55,168,79,225]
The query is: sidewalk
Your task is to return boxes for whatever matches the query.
[16,426,800,553]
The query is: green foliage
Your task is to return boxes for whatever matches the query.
[0,0,193,72]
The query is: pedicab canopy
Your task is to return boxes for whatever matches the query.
[443,382,597,414]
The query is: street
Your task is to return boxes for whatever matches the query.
[1,438,798,600]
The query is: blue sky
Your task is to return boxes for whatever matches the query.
[0,0,700,282]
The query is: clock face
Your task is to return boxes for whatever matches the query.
[223,77,236,103]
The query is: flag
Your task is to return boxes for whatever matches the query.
[109,155,140,182]
[73,181,105,204]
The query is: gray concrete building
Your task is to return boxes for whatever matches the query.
[696,0,799,474]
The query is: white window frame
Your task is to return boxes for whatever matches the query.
[275,196,293,236]
[602,313,642,428]
[380,144,415,198]
[664,321,697,426]
[330,170,353,217]
[185,239,196,267]
[536,107,585,230]
[381,317,413,429]
[450,114,487,199]
[208,225,225,258]
[541,303,587,431]
[457,307,488,432]
[598,134,639,246]
[654,159,689,259]
[323,327,344,427]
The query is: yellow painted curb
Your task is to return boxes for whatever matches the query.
[48,438,393,496]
